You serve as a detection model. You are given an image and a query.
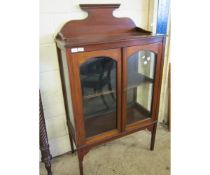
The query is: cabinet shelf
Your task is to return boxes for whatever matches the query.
[83,90,116,100]
[83,73,153,99]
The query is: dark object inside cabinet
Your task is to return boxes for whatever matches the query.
[55,4,165,175]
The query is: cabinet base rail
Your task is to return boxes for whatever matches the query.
[69,122,157,175]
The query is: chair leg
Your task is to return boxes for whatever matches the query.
[100,93,109,109]
[97,88,109,109]
[40,92,53,175]
[94,88,109,109]
[45,162,53,175]
[69,133,75,153]
[108,83,115,101]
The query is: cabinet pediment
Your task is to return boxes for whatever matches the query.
[56,4,152,44]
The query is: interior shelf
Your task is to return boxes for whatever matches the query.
[82,73,153,99]
[83,90,116,99]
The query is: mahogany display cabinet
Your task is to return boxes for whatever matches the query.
[55,4,166,175]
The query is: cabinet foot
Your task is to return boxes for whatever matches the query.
[66,121,75,154]
[150,123,157,151]
[69,134,75,153]
[77,147,89,175]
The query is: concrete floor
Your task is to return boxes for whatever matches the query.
[40,125,170,175]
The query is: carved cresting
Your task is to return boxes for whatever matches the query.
[57,4,136,39]
[39,92,52,175]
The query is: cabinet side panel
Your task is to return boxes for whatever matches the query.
[59,49,76,131]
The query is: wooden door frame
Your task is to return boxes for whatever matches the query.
[69,48,122,146]
[122,43,163,131]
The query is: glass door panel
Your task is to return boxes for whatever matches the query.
[126,51,156,125]
[80,57,117,137]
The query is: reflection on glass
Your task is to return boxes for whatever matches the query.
[80,57,117,137]
[126,51,156,125]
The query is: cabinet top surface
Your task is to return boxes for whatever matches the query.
[55,4,165,47]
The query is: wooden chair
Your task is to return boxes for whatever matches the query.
[80,57,115,108]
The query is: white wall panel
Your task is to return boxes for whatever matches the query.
[40,0,74,13]
[39,44,59,73]
[45,115,68,140]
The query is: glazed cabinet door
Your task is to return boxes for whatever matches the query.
[122,43,162,130]
[71,49,122,142]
